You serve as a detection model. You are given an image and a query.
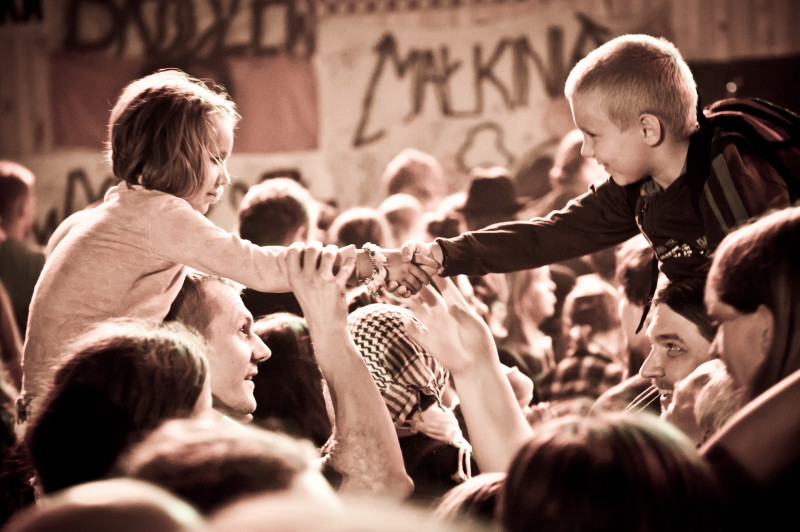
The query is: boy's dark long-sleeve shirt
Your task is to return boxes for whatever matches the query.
[438,117,793,283]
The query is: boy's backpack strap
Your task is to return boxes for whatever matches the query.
[703,153,750,235]
[703,97,800,200]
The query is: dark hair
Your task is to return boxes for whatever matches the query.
[499,412,722,532]
[708,205,800,401]
[0,170,31,229]
[615,235,656,306]
[25,320,208,494]
[165,271,243,337]
[2,478,203,532]
[562,274,621,353]
[653,278,716,342]
[379,193,424,244]
[381,148,444,204]
[433,472,505,524]
[236,178,312,246]
[108,69,240,199]
[329,208,391,248]
[260,167,303,184]
[120,417,318,515]
[250,313,332,448]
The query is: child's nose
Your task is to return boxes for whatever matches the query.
[219,168,231,186]
[580,140,594,158]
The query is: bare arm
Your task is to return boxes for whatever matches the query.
[284,243,413,498]
[405,277,533,472]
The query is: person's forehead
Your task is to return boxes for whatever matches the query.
[210,113,234,154]
[206,282,250,328]
[648,303,699,339]
[572,93,608,119]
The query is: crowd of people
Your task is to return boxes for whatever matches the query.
[0,33,798,531]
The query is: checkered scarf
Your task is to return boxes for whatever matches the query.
[347,304,448,428]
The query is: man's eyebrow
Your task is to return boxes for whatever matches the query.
[654,333,684,342]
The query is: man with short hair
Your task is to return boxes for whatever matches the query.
[166,254,412,497]
[593,235,659,415]
[167,272,270,422]
[640,277,717,414]
[235,177,314,318]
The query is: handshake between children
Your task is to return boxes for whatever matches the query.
[361,240,444,297]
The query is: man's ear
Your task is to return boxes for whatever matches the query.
[639,113,664,147]
[755,304,775,358]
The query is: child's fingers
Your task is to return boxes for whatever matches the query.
[413,251,440,270]
[408,263,432,286]
[417,264,439,278]
[401,270,424,293]
[400,241,419,262]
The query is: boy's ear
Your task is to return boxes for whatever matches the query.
[638,113,664,147]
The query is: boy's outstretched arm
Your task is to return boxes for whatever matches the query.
[397,183,641,279]
[284,242,413,498]
[404,277,533,473]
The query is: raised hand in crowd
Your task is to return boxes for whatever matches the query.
[403,277,532,472]
[283,242,413,497]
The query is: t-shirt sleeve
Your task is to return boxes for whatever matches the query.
[437,178,641,276]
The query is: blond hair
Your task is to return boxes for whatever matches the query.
[108,69,240,199]
[565,34,698,139]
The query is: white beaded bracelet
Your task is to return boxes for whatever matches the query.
[360,242,388,298]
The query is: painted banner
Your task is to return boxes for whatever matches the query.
[316,2,663,208]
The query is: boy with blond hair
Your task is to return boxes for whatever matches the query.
[401,34,796,288]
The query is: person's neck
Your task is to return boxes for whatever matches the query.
[650,139,691,190]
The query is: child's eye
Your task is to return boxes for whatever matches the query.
[239,324,250,337]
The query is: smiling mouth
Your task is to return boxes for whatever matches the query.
[659,390,673,407]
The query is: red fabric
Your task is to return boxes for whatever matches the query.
[50,52,144,149]
[49,53,318,153]
[230,55,318,153]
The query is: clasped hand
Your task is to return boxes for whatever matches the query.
[382,241,442,297]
